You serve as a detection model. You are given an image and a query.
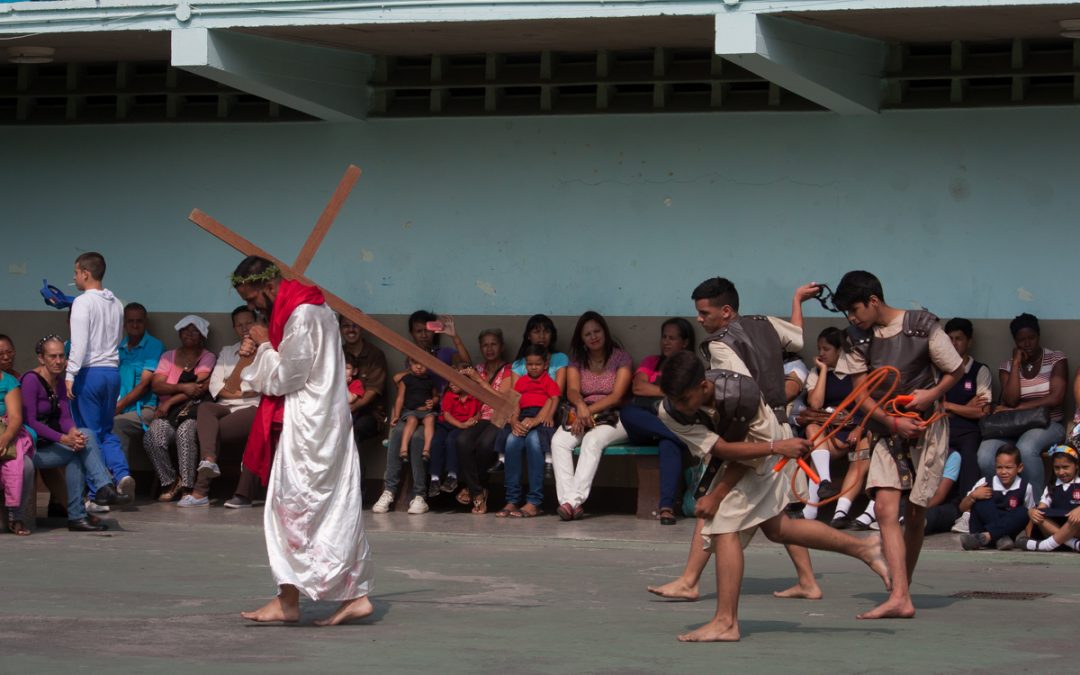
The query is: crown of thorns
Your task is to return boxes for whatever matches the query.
[230,265,280,287]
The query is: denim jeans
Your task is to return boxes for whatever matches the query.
[504,428,546,507]
[384,420,446,498]
[620,404,687,511]
[31,428,113,522]
[976,422,1064,498]
[429,422,461,481]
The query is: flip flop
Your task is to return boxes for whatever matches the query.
[455,488,472,506]
[495,504,521,518]
[517,503,542,518]
[7,520,30,536]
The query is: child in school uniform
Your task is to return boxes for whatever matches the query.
[957,444,1034,550]
[390,357,439,461]
[1016,443,1080,553]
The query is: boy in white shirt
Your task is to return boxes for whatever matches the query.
[958,444,1034,550]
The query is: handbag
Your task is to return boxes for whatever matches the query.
[559,401,619,431]
[165,369,210,428]
[978,407,1051,440]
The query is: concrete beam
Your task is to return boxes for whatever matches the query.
[172,28,372,122]
[715,13,886,115]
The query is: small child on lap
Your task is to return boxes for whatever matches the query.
[390,358,439,461]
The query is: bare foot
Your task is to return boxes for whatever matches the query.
[314,595,374,626]
[856,596,915,620]
[240,596,300,623]
[773,581,822,600]
[677,619,740,642]
[647,578,700,601]
[859,534,892,591]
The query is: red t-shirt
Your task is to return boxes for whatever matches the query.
[514,372,561,409]
[348,378,365,398]
[440,390,480,423]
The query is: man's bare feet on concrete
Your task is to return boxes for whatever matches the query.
[773,580,823,600]
[647,578,700,601]
[240,596,300,623]
[678,619,740,642]
[314,595,374,627]
[857,596,915,620]
[859,534,893,591]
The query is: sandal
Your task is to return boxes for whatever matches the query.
[657,508,677,526]
[517,503,542,518]
[495,503,520,518]
[471,490,488,515]
[158,479,183,503]
[7,520,30,536]
[456,488,472,506]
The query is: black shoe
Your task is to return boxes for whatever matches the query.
[487,460,504,474]
[94,484,132,507]
[830,513,853,530]
[816,479,840,501]
[440,477,458,494]
[68,518,108,532]
[47,502,68,519]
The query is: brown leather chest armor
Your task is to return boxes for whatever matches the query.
[699,315,788,425]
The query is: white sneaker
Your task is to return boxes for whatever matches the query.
[951,512,970,534]
[407,495,428,515]
[196,460,221,480]
[117,475,136,499]
[85,499,110,514]
[372,490,394,513]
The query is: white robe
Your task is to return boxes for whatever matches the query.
[242,303,373,601]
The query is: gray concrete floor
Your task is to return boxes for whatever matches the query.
[1,498,1078,675]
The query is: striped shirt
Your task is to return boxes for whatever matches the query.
[1000,348,1066,422]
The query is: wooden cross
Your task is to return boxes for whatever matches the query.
[189,165,520,427]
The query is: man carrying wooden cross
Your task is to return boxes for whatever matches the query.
[232,255,374,626]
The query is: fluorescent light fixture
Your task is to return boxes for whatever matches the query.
[7,46,55,64]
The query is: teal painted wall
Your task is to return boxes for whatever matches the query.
[1,107,1076,319]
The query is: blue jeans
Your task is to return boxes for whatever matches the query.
[976,422,1064,498]
[504,424,545,507]
[620,404,687,511]
[384,420,446,498]
[32,429,113,521]
[72,366,130,489]
[429,422,461,481]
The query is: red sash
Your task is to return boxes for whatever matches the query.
[242,279,325,485]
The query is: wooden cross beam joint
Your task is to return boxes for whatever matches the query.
[189,165,520,428]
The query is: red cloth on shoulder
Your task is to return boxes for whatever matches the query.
[242,279,326,485]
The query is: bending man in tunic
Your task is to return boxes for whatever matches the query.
[232,256,374,626]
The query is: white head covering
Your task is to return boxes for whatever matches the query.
[174,314,210,339]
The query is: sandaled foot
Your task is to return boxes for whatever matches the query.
[518,503,542,518]
[471,490,488,515]
[241,596,300,623]
[657,508,677,525]
[857,596,915,620]
[677,620,740,642]
[456,487,472,506]
[158,479,183,502]
[7,520,30,536]
[647,578,700,601]
[773,581,822,600]
[314,595,374,626]
[859,533,892,591]
[495,503,520,518]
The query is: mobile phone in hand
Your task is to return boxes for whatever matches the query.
[426,320,445,333]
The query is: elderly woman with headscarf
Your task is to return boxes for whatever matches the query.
[143,315,216,502]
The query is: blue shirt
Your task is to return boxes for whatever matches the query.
[943,450,961,482]
[117,332,164,412]
[512,351,570,382]
[0,371,18,417]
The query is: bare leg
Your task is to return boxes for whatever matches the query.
[761,514,890,591]
[772,544,823,600]
[648,517,711,601]
[903,503,927,583]
[839,456,869,500]
[314,594,374,627]
[241,584,301,623]
[1037,518,1061,538]
[400,417,418,459]
[856,488,914,619]
[421,415,436,460]
[678,533,742,642]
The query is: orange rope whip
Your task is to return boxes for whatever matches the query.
[774,366,947,507]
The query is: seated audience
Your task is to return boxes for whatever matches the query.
[144,316,215,502]
[1,361,34,535]
[21,335,130,531]
[550,311,633,521]
[1017,444,1080,552]
[958,444,1034,550]
[339,316,388,447]
[497,345,560,518]
[187,306,261,508]
[430,365,481,496]
[456,328,513,514]
[619,318,693,525]
[976,313,1068,498]
[112,302,164,469]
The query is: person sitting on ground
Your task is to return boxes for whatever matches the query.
[112,302,164,469]
[339,316,387,448]
[455,329,513,514]
[144,316,215,502]
[391,357,439,463]
[802,327,871,526]
[497,345,561,518]
[619,317,694,525]
[976,313,1068,499]
[429,364,480,497]
[21,335,131,531]
[922,448,964,536]
[1,362,34,535]
[1017,443,1080,553]
[188,306,262,508]
[958,444,1034,550]
[550,311,633,521]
